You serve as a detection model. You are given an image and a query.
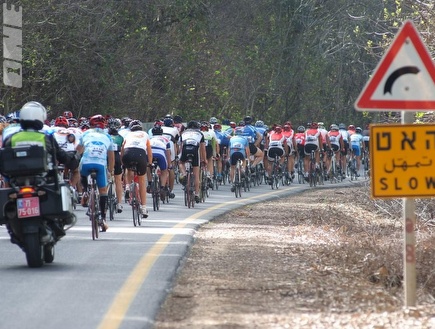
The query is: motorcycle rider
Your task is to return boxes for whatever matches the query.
[2,101,78,240]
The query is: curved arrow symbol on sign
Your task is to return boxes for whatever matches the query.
[383,66,420,95]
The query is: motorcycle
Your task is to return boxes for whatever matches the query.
[0,145,76,267]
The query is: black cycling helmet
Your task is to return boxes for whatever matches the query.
[163,117,174,127]
[187,120,200,129]
[129,119,143,131]
[243,116,252,125]
[173,115,183,124]
[152,125,163,135]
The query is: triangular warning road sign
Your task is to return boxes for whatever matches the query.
[355,20,435,112]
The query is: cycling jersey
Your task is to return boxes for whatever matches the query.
[328,130,342,152]
[79,128,114,187]
[179,129,205,166]
[350,133,364,156]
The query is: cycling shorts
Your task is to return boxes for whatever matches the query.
[304,144,318,156]
[180,144,200,166]
[230,152,245,166]
[268,147,284,161]
[114,151,122,176]
[249,143,259,155]
[151,147,168,170]
[80,163,108,188]
[351,144,361,157]
[122,147,148,176]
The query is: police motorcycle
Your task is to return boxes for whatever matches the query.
[0,144,77,267]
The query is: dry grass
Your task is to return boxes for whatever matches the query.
[154,183,435,328]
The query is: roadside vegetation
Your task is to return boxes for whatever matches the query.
[154,182,435,328]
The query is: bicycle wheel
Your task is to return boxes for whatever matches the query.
[107,183,115,221]
[190,173,195,208]
[318,164,324,185]
[152,176,159,211]
[235,170,241,198]
[89,188,99,240]
[131,183,139,226]
[350,159,357,180]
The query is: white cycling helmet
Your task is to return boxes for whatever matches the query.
[20,101,47,130]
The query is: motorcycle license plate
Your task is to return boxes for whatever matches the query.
[17,197,40,218]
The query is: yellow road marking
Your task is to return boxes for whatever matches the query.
[97,186,295,329]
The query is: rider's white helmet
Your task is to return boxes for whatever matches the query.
[20,101,47,130]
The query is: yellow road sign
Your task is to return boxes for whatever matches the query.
[371,124,435,198]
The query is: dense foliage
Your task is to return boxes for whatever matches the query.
[1,0,433,126]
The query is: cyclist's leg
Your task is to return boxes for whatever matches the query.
[113,151,123,212]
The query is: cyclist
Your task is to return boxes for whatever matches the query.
[229,127,250,192]
[338,123,350,178]
[326,124,344,177]
[178,120,207,203]
[295,126,306,173]
[162,116,180,197]
[107,117,124,213]
[265,125,287,184]
[77,114,115,231]
[240,116,264,170]
[118,117,132,138]
[200,121,218,188]
[2,110,21,142]
[303,122,322,181]
[52,116,82,201]
[282,122,296,180]
[121,120,153,218]
[212,123,231,182]
[349,126,365,176]
[362,124,370,153]
[149,124,172,200]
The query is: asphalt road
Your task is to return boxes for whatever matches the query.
[0,175,354,329]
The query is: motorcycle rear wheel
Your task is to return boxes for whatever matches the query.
[24,233,43,268]
[43,244,55,263]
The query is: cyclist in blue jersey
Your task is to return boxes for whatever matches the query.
[213,123,231,182]
[229,127,250,192]
[239,116,263,170]
[77,115,115,232]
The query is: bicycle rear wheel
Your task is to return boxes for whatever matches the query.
[107,183,115,221]
[89,189,99,240]
[131,183,139,226]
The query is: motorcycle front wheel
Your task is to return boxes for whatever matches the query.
[24,233,43,268]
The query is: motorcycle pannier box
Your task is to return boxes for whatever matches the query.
[0,188,14,225]
[0,145,48,177]
[40,183,73,219]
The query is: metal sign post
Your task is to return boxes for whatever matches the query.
[402,111,416,307]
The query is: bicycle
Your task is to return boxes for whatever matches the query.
[317,151,325,186]
[297,155,305,184]
[243,160,251,192]
[173,156,180,184]
[348,149,358,181]
[183,155,195,208]
[150,161,160,211]
[233,159,243,198]
[221,148,230,185]
[199,162,209,203]
[329,152,342,184]
[362,149,370,179]
[106,176,117,221]
[281,155,292,186]
[212,157,219,190]
[269,155,282,189]
[309,150,317,187]
[86,170,100,240]
[128,163,142,226]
